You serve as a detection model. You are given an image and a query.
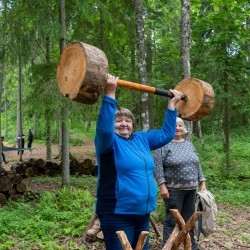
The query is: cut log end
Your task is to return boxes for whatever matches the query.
[57,42,109,105]
[57,42,87,99]
[175,77,215,121]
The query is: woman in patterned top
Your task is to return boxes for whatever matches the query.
[153,117,207,250]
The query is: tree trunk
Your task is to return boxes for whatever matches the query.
[61,106,70,186]
[59,0,70,187]
[130,43,138,120]
[223,80,230,175]
[33,113,37,140]
[46,121,52,160]
[2,0,8,139]
[134,0,150,131]
[181,0,193,140]
[17,50,23,162]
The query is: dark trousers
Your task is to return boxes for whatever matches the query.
[163,189,199,250]
[2,152,6,163]
[17,149,24,155]
[98,213,150,250]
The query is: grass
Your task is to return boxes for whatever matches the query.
[0,176,96,250]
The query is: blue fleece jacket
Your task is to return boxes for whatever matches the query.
[94,95,178,215]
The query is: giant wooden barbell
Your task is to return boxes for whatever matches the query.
[56,42,215,121]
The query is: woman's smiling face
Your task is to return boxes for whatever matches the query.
[114,115,133,139]
[174,122,185,140]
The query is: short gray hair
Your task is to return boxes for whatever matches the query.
[176,117,188,134]
[115,107,135,128]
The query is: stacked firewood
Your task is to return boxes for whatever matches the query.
[0,166,26,206]
[10,157,97,178]
[0,156,97,206]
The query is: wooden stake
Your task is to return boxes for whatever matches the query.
[150,216,161,237]
[162,210,203,250]
[170,209,191,249]
[162,225,179,250]
[135,231,149,250]
[172,211,203,249]
[116,231,133,250]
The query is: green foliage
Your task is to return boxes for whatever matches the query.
[192,132,250,206]
[0,177,96,249]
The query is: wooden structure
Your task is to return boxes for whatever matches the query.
[162,209,203,250]
[8,156,97,179]
[116,209,203,250]
[116,230,149,250]
[57,42,215,121]
[84,209,203,250]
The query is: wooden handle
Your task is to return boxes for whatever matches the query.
[117,79,187,100]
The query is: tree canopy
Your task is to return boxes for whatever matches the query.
[0,0,249,139]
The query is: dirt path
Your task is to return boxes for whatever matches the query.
[2,140,95,170]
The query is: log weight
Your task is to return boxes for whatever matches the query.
[57,42,215,121]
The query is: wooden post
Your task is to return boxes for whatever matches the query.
[163,209,203,250]
[82,212,98,242]
[150,216,161,237]
[116,231,133,250]
[162,225,179,250]
[116,230,149,250]
[169,209,191,249]
[135,231,149,250]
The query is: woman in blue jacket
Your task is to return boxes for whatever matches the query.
[95,74,183,250]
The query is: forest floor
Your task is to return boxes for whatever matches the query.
[2,140,250,250]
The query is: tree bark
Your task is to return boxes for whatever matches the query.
[59,0,70,187]
[17,50,24,162]
[134,0,150,131]
[181,0,193,139]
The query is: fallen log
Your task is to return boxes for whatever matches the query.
[0,171,26,204]
[150,216,161,237]
[12,174,22,184]
[82,212,98,242]
[15,182,26,193]
[0,175,12,192]
[25,167,35,178]
[0,193,7,206]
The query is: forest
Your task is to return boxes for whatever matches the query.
[0,0,249,249]
[0,1,249,156]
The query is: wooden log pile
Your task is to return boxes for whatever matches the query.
[9,157,97,178]
[0,166,26,206]
[0,156,97,206]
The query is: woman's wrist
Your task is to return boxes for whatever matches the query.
[105,91,116,99]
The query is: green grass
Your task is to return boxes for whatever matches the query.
[191,133,250,206]
[0,176,96,249]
